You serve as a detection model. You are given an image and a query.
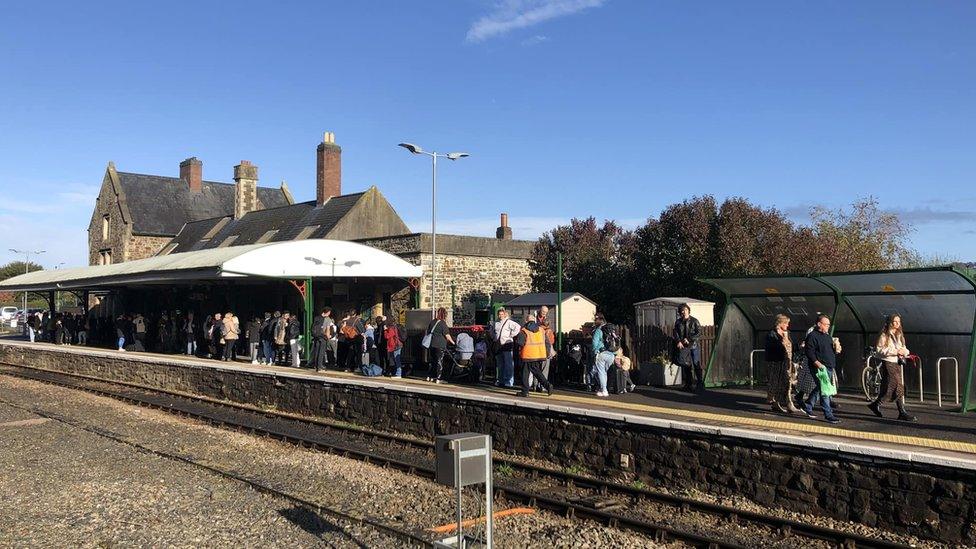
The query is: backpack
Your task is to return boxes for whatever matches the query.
[341,323,359,340]
[384,325,402,352]
[601,324,620,353]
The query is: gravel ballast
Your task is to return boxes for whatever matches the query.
[0,374,672,548]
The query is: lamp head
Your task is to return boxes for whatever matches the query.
[446,152,470,161]
[398,142,423,154]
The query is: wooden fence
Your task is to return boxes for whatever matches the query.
[630,323,716,365]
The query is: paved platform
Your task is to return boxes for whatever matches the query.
[3,338,975,470]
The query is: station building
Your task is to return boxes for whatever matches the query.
[84,132,535,324]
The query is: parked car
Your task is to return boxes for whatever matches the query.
[1,306,18,324]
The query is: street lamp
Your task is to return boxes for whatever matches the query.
[9,248,45,315]
[398,142,469,318]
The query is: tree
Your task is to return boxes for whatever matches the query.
[530,217,638,323]
[531,195,922,324]
[0,261,45,307]
[808,197,918,271]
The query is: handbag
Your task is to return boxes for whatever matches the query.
[422,320,440,349]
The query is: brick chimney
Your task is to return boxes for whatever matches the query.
[180,157,203,193]
[316,131,341,206]
[233,160,259,219]
[496,213,513,240]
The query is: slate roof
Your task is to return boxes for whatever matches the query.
[166,192,365,254]
[505,292,594,307]
[116,172,290,236]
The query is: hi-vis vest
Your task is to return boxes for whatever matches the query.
[520,327,547,360]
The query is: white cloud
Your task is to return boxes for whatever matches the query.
[466,0,606,43]
[521,34,549,46]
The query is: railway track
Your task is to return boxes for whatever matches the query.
[0,362,914,549]
[0,396,432,548]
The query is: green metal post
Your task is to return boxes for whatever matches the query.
[952,267,976,412]
[304,278,313,361]
[556,252,563,350]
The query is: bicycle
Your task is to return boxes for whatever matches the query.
[861,346,882,401]
[861,347,919,401]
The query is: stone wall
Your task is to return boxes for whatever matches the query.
[359,233,535,324]
[2,342,973,544]
[127,235,172,261]
[88,171,130,266]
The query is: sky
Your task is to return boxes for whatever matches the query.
[0,0,973,269]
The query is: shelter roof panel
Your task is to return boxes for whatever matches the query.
[700,276,834,297]
[819,269,974,295]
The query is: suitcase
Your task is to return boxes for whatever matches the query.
[608,367,628,394]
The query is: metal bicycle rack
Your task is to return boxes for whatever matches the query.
[936,357,960,407]
[748,349,764,388]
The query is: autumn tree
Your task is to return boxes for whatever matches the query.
[532,196,922,324]
[530,217,638,323]
[0,261,44,307]
[808,197,918,271]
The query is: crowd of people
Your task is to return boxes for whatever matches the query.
[19,300,920,424]
[23,310,91,346]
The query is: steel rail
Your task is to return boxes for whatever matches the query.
[0,396,432,548]
[0,362,914,549]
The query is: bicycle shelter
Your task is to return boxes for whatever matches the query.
[700,267,976,412]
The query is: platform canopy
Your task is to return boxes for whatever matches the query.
[699,267,976,412]
[0,239,423,292]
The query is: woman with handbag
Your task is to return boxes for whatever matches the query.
[424,307,454,384]
[765,314,799,414]
[868,314,917,422]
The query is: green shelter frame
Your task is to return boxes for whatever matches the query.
[700,266,976,412]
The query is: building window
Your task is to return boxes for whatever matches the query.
[102,215,110,240]
[217,235,238,248]
[255,229,279,244]
[295,225,321,240]
[99,249,112,265]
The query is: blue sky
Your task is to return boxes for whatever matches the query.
[0,1,973,268]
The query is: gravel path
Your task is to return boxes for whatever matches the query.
[0,374,674,548]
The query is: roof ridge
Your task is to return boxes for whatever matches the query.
[116,171,281,190]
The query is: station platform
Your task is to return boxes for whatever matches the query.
[2,338,975,471]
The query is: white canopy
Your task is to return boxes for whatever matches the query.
[0,240,423,291]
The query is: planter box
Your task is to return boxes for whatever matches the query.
[640,361,682,387]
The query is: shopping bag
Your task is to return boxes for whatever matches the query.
[815,367,837,397]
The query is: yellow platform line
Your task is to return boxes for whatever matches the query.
[324,371,976,456]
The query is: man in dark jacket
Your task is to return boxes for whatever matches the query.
[803,314,840,424]
[374,315,387,373]
[673,304,703,392]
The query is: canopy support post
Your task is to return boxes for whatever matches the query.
[953,267,976,413]
[701,283,732,388]
[305,277,313,361]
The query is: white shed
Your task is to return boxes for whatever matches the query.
[634,297,715,329]
[504,292,597,333]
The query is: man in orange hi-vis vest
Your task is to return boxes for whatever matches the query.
[515,313,554,397]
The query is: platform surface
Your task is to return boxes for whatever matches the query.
[3,338,975,470]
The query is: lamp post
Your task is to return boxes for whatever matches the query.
[9,248,45,314]
[398,142,469,318]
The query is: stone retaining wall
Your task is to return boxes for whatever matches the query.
[2,343,972,543]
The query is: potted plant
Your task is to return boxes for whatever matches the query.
[642,351,682,387]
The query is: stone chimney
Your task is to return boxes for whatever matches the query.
[180,157,203,193]
[233,160,259,219]
[316,131,341,206]
[496,213,513,240]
